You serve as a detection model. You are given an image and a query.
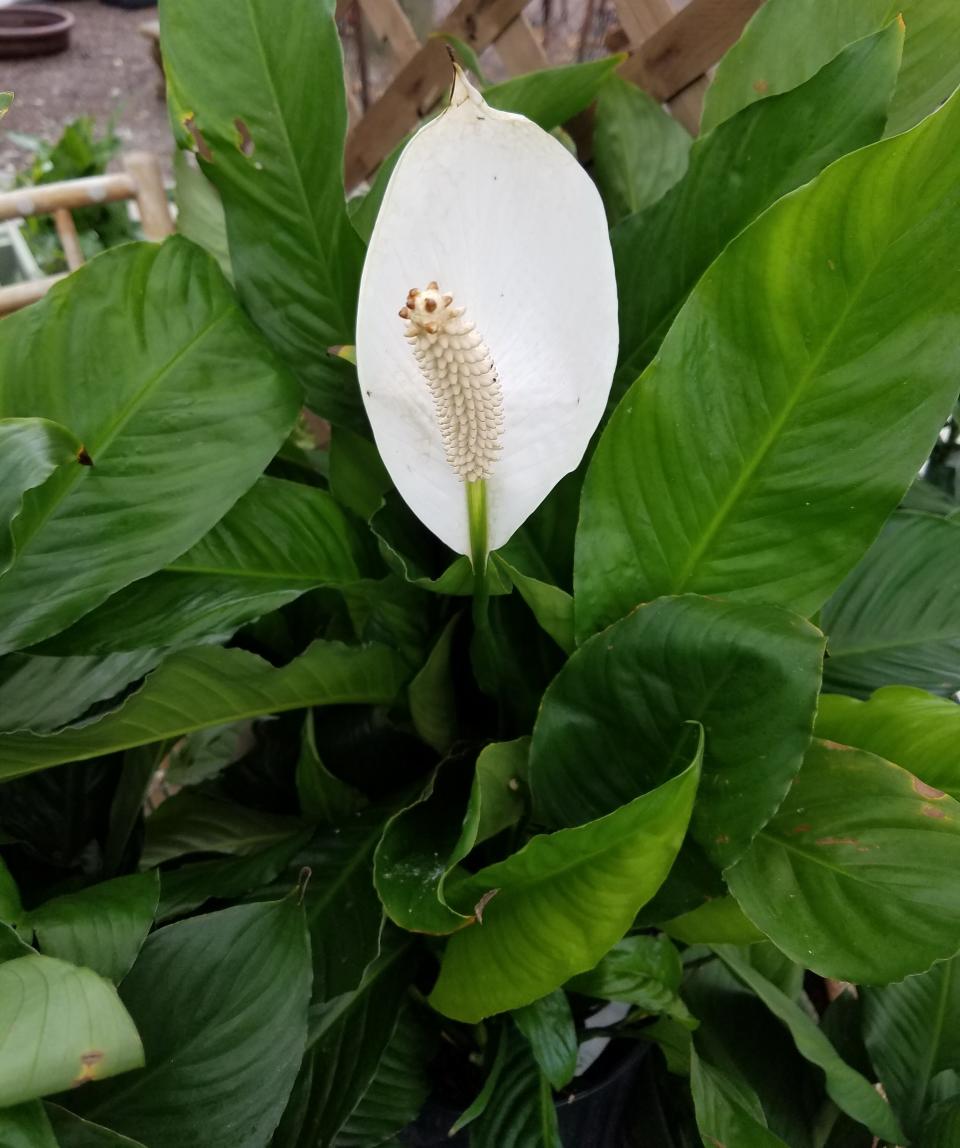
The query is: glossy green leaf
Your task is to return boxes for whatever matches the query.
[0,640,406,781]
[0,1102,58,1148]
[862,954,960,1139]
[0,417,82,575]
[29,873,159,983]
[484,55,624,131]
[690,1045,790,1148]
[727,741,960,983]
[816,687,960,800]
[328,425,391,522]
[0,955,143,1106]
[161,0,366,426]
[702,0,960,137]
[471,1026,560,1148]
[660,896,766,946]
[45,477,374,655]
[919,1102,960,1147]
[0,857,24,930]
[333,1001,435,1147]
[714,946,904,1143]
[295,710,366,824]
[579,83,960,638]
[530,595,823,867]
[429,741,701,1022]
[592,75,690,225]
[0,921,36,961]
[408,615,458,753]
[567,934,693,1025]
[512,991,577,1091]
[274,936,418,1148]
[141,791,302,867]
[0,651,162,734]
[493,557,574,655]
[610,24,902,395]
[821,513,960,697]
[46,1104,146,1147]
[0,239,300,655]
[296,815,387,1002]
[473,738,527,844]
[75,899,310,1148]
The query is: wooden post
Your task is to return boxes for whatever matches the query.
[0,173,137,222]
[123,152,175,243]
[52,208,84,272]
[0,274,67,317]
[495,13,548,74]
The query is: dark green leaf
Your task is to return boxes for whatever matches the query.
[611,23,903,394]
[702,0,960,138]
[45,477,374,655]
[29,873,159,983]
[162,0,366,426]
[821,513,960,698]
[727,741,960,983]
[862,954,960,1139]
[0,239,300,654]
[690,1045,790,1148]
[429,740,701,1021]
[592,75,691,225]
[531,595,823,867]
[408,616,458,753]
[484,56,624,131]
[579,80,960,638]
[471,1026,561,1148]
[567,934,693,1026]
[171,149,231,281]
[713,946,903,1143]
[0,1102,58,1148]
[295,710,367,824]
[0,955,143,1106]
[0,640,406,782]
[512,991,577,1091]
[46,1104,146,1147]
[75,899,311,1148]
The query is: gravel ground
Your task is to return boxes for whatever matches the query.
[0,0,168,186]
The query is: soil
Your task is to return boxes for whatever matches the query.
[0,0,168,186]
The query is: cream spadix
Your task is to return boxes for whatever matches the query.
[356,67,618,561]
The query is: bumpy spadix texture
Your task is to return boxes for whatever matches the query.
[400,283,503,483]
[357,69,617,555]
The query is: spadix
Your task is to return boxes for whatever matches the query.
[356,67,618,563]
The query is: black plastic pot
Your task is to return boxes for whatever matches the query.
[0,5,73,58]
[401,1041,654,1147]
[99,0,156,9]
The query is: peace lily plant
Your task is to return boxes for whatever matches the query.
[1,1,960,1146]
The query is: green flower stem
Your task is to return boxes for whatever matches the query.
[466,479,488,580]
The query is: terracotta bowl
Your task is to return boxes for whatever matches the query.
[0,5,75,59]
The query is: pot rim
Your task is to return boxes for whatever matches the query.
[0,5,75,35]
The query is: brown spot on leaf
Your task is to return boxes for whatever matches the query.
[752,79,769,94]
[820,740,854,751]
[914,778,946,800]
[815,836,859,846]
[234,117,255,158]
[76,445,93,467]
[922,804,946,820]
[72,1050,104,1087]
[183,114,213,162]
[791,823,812,835]
[473,888,499,924]
[715,834,730,845]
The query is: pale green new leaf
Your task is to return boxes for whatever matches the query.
[429,739,701,1022]
[0,239,301,655]
[0,640,406,782]
[727,741,960,983]
[0,955,143,1106]
[29,872,159,983]
[815,687,960,800]
[578,84,960,638]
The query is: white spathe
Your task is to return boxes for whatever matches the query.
[356,68,618,556]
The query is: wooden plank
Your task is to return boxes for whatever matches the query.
[0,173,136,222]
[495,12,548,75]
[0,275,67,317]
[357,0,420,65]
[620,0,763,101]
[53,209,84,272]
[124,152,175,243]
[344,0,529,187]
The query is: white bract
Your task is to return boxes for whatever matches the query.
[356,67,618,563]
